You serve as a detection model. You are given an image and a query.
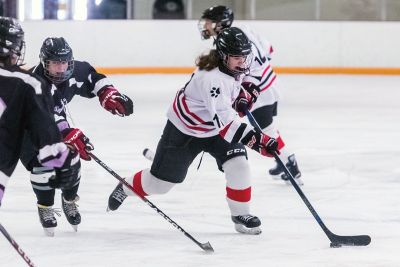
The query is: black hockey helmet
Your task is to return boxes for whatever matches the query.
[0,16,25,66]
[40,37,74,84]
[216,27,252,74]
[198,5,234,39]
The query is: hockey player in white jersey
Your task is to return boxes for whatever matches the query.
[107,27,278,235]
[198,6,303,185]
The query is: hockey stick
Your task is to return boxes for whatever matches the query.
[87,152,214,253]
[245,110,371,247]
[0,223,36,266]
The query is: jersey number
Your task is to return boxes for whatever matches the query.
[252,41,267,66]
[0,97,6,119]
[213,114,222,128]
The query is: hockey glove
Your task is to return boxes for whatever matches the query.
[241,130,278,157]
[62,128,94,161]
[98,87,134,117]
[232,82,260,117]
[50,147,81,190]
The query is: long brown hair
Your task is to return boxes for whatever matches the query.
[196,49,221,71]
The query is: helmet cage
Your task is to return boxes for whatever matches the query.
[219,51,253,75]
[41,59,74,84]
[39,37,74,84]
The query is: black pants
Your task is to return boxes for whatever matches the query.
[150,120,247,183]
[251,102,278,129]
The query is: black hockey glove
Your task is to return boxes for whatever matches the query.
[49,147,81,190]
[241,130,278,157]
[232,82,260,117]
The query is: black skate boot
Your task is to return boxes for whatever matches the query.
[107,183,127,212]
[37,204,61,237]
[61,194,81,231]
[231,215,262,235]
[281,154,303,186]
[269,154,303,186]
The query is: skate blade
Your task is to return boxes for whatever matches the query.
[271,174,283,180]
[70,224,78,232]
[234,224,262,235]
[43,227,55,237]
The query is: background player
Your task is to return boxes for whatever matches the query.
[198,6,303,185]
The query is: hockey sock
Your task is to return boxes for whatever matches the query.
[222,156,252,216]
[123,169,175,197]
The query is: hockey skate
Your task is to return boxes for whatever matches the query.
[269,154,303,186]
[37,204,61,237]
[61,194,81,231]
[231,215,262,235]
[107,183,127,212]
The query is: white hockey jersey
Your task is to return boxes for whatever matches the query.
[241,27,280,107]
[167,67,254,142]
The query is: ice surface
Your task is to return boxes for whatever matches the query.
[1,74,399,267]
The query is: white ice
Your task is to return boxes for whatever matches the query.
[1,74,399,267]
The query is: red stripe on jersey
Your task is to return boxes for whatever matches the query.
[260,75,276,92]
[226,186,251,202]
[173,95,212,132]
[181,95,205,123]
[269,46,274,54]
[261,65,271,78]
[133,170,148,197]
[219,121,233,138]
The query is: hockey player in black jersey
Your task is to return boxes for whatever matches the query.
[0,17,79,209]
[198,6,303,185]
[19,37,134,236]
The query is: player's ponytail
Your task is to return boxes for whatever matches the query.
[196,49,220,71]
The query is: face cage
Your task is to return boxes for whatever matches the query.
[1,41,26,66]
[222,52,253,75]
[15,41,26,66]
[198,19,218,40]
[43,59,74,84]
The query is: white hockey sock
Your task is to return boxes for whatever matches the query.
[123,168,175,196]
[222,156,252,216]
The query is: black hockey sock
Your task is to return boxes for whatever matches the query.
[62,183,79,201]
[33,188,56,206]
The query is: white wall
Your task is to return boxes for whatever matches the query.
[21,20,400,69]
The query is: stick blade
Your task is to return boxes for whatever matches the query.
[330,234,371,247]
[200,242,214,253]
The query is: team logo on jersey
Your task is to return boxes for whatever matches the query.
[210,87,220,98]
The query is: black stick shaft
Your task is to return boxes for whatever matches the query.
[245,110,337,241]
[0,223,36,267]
[88,152,214,252]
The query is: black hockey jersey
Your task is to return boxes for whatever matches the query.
[20,60,113,170]
[0,65,67,187]
[32,60,113,127]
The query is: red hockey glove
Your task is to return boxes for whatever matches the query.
[241,130,278,157]
[232,82,260,117]
[62,128,94,161]
[98,87,133,117]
